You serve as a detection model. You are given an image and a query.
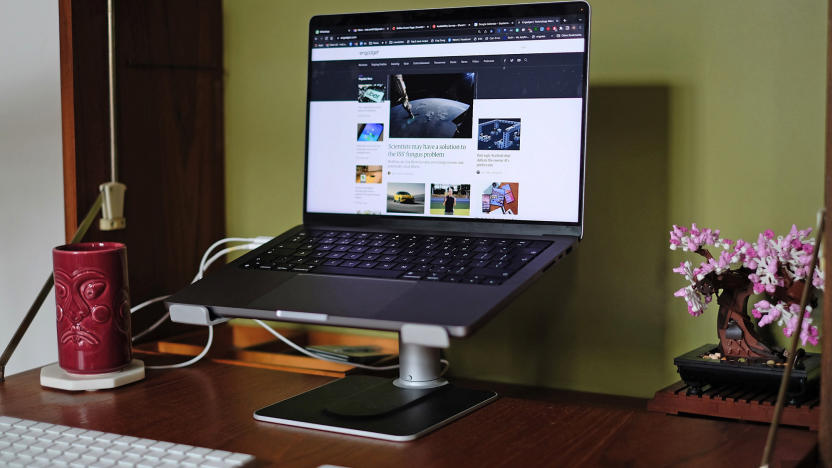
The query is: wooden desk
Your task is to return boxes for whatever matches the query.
[0,360,817,467]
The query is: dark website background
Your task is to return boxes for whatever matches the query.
[308,52,585,101]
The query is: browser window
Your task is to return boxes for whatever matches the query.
[306,15,586,223]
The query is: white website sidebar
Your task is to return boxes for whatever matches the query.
[311,38,584,61]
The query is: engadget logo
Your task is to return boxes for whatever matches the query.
[359,50,380,56]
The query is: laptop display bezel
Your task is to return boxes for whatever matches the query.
[302,1,590,238]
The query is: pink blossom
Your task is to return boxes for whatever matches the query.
[802,321,819,346]
[670,224,823,341]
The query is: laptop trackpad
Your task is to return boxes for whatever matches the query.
[247,275,415,318]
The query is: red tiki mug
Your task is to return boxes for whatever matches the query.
[52,242,132,374]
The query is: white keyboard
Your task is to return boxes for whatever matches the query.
[0,416,255,467]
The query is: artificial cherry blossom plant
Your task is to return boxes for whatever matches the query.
[670,224,823,346]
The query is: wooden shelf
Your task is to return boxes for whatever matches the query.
[135,323,398,378]
[648,381,820,430]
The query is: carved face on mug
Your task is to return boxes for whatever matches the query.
[54,268,128,348]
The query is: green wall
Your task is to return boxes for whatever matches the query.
[223,0,828,397]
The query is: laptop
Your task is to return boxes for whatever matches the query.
[167,1,590,339]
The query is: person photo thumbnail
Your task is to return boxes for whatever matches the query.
[357,76,386,103]
[386,182,425,214]
[389,73,476,139]
[430,184,471,216]
[355,165,383,184]
[357,123,384,142]
[477,119,521,150]
[482,182,519,215]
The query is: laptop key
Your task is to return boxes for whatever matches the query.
[341,260,361,268]
[313,266,403,278]
[401,272,422,280]
[442,275,463,283]
[468,267,515,279]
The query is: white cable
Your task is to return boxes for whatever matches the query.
[130,236,270,368]
[253,319,401,371]
[132,241,263,342]
[131,311,169,342]
[196,244,253,281]
[144,325,214,370]
[198,236,271,280]
[131,295,170,315]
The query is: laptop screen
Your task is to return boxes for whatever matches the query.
[305,2,589,225]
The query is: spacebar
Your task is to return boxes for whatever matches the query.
[312,266,404,279]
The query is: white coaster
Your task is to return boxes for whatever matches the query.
[40,359,145,391]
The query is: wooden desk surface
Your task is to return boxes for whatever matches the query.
[0,360,816,467]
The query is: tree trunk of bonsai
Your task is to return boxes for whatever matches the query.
[716,282,782,361]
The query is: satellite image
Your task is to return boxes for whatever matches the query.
[389,73,476,139]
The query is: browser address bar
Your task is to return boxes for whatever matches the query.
[311,38,584,62]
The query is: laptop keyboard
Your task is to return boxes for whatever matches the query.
[239,230,551,285]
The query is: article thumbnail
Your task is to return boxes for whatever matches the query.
[357,75,386,103]
[478,119,521,150]
[482,182,519,215]
[357,123,384,142]
[355,165,383,184]
[430,184,471,216]
[389,73,476,139]
[387,182,425,214]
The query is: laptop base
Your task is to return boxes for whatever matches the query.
[253,374,497,441]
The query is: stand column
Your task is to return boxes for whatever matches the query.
[394,339,448,389]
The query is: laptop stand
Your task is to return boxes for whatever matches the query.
[253,326,497,441]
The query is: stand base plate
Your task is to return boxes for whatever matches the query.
[40,359,145,391]
[254,375,497,441]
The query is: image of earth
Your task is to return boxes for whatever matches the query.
[389,98,470,138]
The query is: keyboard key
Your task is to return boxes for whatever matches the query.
[185,446,211,458]
[166,444,194,456]
[148,441,175,453]
[205,449,234,461]
[314,266,402,278]
[161,453,187,463]
[0,417,22,427]
[12,420,37,429]
[29,423,53,433]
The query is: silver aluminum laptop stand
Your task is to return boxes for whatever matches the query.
[253,325,497,441]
